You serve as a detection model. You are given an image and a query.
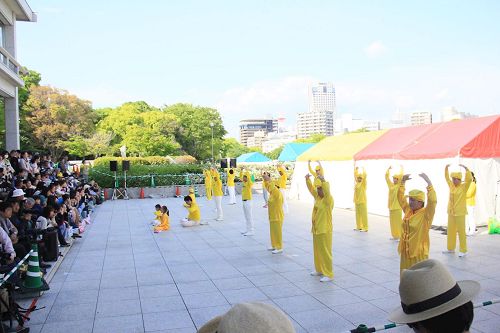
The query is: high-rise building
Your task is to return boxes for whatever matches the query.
[0,0,36,150]
[441,107,477,122]
[297,82,336,138]
[246,131,267,149]
[297,111,334,138]
[410,111,433,125]
[239,118,277,146]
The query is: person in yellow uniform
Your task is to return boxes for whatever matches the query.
[306,173,334,282]
[308,160,324,187]
[203,169,212,200]
[154,206,170,233]
[386,166,404,240]
[354,166,368,232]
[263,173,284,254]
[262,172,270,208]
[277,165,289,213]
[227,168,236,205]
[398,173,436,274]
[443,164,472,257]
[240,169,254,236]
[466,172,477,236]
[181,195,203,227]
[211,168,224,221]
[151,204,162,226]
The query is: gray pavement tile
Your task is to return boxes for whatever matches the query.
[259,282,307,298]
[331,301,390,326]
[221,287,269,304]
[246,272,290,286]
[100,274,138,288]
[139,284,180,299]
[311,289,364,308]
[47,302,96,323]
[182,291,229,309]
[177,280,219,295]
[188,305,232,328]
[41,319,93,333]
[53,289,99,306]
[346,284,398,301]
[141,295,187,313]
[143,310,195,331]
[273,294,327,314]
[93,314,145,333]
[60,278,101,292]
[96,299,142,317]
[290,308,354,332]
[212,277,255,291]
[99,285,140,302]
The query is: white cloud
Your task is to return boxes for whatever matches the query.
[364,41,387,58]
[71,85,145,109]
[434,88,450,101]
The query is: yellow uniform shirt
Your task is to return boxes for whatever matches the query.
[277,166,287,189]
[154,213,170,231]
[397,184,437,259]
[154,210,162,221]
[227,169,235,187]
[446,169,472,216]
[466,182,476,207]
[204,170,212,186]
[385,169,402,210]
[189,193,196,204]
[267,182,284,222]
[187,202,201,222]
[353,170,367,204]
[212,170,224,196]
[240,171,253,200]
[306,178,334,235]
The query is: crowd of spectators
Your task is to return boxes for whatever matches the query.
[0,150,101,274]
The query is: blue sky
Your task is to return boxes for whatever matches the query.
[16,0,500,137]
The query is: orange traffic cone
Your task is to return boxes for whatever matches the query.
[175,186,181,197]
[103,189,109,201]
[139,188,145,199]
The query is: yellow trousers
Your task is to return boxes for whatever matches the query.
[400,253,428,275]
[355,203,368,231]
[313,232,333,278]
[447,215,467,253]
[269,220,283,250]
[389,209,402,239]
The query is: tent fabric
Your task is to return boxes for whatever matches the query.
[237,152,271,163]
[297,131,387,162]
[278,143,314,162]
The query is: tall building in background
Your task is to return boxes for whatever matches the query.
[239,118,277,146]
[0,0,36,150]
[441,106,477,122]
[410,111,433,125]
[297,82,336,138]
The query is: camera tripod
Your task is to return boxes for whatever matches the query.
[0,283,33,333]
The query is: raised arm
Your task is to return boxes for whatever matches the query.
[398,174,411,213]
[305,174,317,198]
[385,166,392,187]
[308,160,314,175]
[421,173,437,224]
[460,164,472,190]
[444,164,452,187]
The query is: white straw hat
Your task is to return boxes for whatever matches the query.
[389,259,480,324]
[11,189,25,198]
[197,302,295,333]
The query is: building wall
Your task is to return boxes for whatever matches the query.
[410,111,432,125]
[239,119,277,146]
[297,110,334,138]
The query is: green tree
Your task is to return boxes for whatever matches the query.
[166,103,226,161]
[85,132,114,158]
[221,138,251,158]
[64,135,89,158]
[19,68,42,150]
[265,145,284,160]
[24,86,96,158]
[294,133,326,143]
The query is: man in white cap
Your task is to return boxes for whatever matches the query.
[389,259,479,333]
[197,302,295,333]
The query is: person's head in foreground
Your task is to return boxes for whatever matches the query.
[183,195,192,206]
[392,174,400,184]
[197,302,295,333]
[408,190,425,211]
[161,205,169,216]
[451,171,463,186]
[155,204,161,211]
[389,259,479,333]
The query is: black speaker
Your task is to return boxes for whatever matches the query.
[220,159,228,169]
[230,158,237,168]
[122,160,130,171]
[110,161,118,172]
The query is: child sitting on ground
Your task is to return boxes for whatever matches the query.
[181,195,204,227]
[151,204,161,226]
[153,206,170,233]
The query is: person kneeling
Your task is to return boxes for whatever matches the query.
[153,206,170,233]
[181,196,204,227]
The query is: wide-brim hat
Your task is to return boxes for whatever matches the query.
[197,302,295,333]
[389,259,480,324]
[11,189,25,197]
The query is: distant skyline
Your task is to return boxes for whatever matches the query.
[16,0,500,138]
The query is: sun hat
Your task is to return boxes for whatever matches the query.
[408,189,425,202]
[11,189,25,198]
[450,171,462,180]
[389,259,480,324]
[197,302,295,333]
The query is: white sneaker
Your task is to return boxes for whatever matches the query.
[320,276,333,282]
[442,250,455,254]
[200,220,209,225]
[458,252,468,258]
[310,271,322,276]
[243,231,255,236]
[272,249,283,254]
[267,247,275,251]
[215,218,224,221]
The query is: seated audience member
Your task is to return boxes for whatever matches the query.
[389,259,479,333]
[197,302,295,333]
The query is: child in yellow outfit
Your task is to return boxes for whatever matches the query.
[398,173,437,274]
[354,166,368,232]
[151,204,161,226]
[153,206,170,233]
[277,165,289,213]
[306,173,334,282]
[263,173,284,254]
[386,166,404,240]
[211,168,224,221]
[203,169,212,200]
[181,195,203,227]
[443,164,472,257]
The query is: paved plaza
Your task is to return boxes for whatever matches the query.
[19,194,500,333]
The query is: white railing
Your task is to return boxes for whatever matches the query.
[0,46,20,76]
